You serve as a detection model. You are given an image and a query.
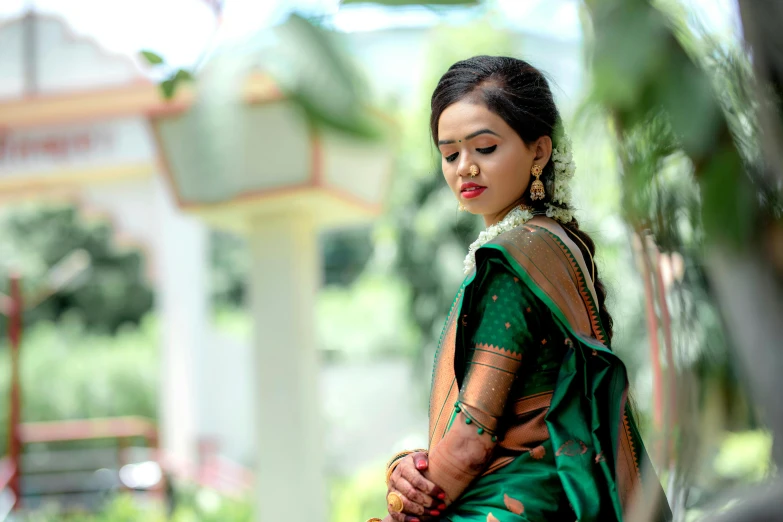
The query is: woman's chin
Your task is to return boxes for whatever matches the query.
[463,203,495,217]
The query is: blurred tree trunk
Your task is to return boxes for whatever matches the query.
[737,0,783,188]
[583,0,783,519]
[703,1,783,499]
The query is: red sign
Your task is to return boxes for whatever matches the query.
[0,131,112,165]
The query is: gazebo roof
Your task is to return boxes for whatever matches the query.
[0,14,394,232]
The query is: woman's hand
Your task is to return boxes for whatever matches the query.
[423,412,498,506]
[387,452,447,521]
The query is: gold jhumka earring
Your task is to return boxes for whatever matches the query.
[530,164,545,201]
[469,165,479,178]
[458,202,466,211]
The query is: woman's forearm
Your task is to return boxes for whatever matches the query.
[423,412,496,504]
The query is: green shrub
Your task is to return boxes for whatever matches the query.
[0,315,158,452]
[0,204,154,336]
[17,489,253,522]
[330,464,388,522]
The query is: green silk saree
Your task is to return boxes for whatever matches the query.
[428,217,671,522]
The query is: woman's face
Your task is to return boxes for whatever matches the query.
[437,100,552,226]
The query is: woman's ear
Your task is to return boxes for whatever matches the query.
[534,136,553,166]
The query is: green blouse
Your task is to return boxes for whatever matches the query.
[457,258,569,439]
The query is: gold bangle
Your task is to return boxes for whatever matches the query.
[385,458,403,485]
[366,519,383,522]
[385,448,428,486]
[385,450,411,470]
[386,448,427,470]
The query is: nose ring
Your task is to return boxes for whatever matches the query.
[469,165,479,178]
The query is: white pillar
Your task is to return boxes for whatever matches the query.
[247,212,326,522]
[153,176,209,474]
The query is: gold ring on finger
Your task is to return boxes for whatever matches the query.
[387,491,404,513]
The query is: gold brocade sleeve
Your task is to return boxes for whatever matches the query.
[457,259,537,435]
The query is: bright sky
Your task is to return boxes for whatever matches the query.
[0,0,740,69]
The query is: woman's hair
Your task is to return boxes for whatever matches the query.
[431,55,614,341]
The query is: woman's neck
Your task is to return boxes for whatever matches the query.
[482,198,530,227]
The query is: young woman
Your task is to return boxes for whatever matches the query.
[370,56,670,522]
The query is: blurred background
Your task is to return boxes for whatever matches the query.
[0,0,780,521]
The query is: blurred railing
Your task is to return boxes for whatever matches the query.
[0,457,17,521]
[196,451,254,497]
[3,416,253,516]
[19,417,159,445]
[14,416,167,513]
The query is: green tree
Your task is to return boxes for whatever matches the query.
[0,204,153,335]
[375,18,515,381]
[583,0,783,518]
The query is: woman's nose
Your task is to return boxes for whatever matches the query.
[456,155,472,177]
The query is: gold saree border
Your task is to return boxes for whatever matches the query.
[459,343,523,431]
[512,390,553,417]
[499,391,552,454]
[428,289,462,448]
[492,225,598,339]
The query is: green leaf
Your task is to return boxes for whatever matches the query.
[341,0,478,4]
[160,78,177,99]
[157,71,193,101]
[289,90,380,139]
[140,50,165,65]
[269,14,381,139]
[174,69,194,82]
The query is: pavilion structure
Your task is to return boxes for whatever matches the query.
[0,13,392,521]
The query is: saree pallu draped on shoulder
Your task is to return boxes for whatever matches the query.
[429,288,463,450]
[428,220,671,521]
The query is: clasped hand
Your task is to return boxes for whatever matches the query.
[385,452,447,522]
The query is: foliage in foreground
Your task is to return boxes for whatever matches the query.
[18,489,252,522]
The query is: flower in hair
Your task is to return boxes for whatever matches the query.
[545,135,575,223]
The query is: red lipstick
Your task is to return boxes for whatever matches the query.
[461,182,486,199]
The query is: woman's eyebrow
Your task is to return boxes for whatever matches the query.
[438,128,501,146]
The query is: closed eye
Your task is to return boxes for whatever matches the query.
[445,152,458,163]
[477,145,497,155]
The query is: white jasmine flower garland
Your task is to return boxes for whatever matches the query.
[463,206,534,274]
